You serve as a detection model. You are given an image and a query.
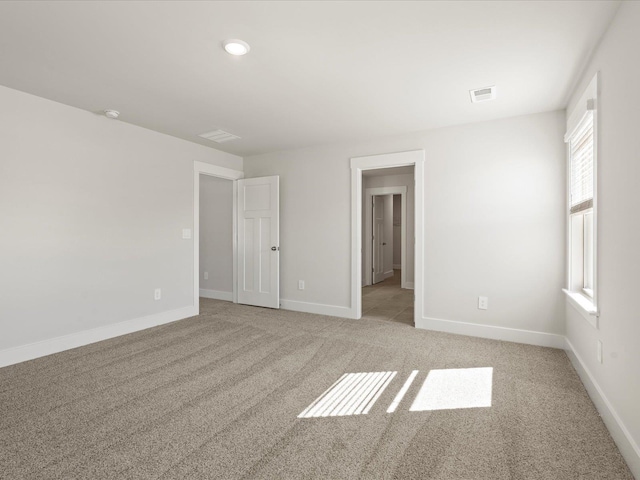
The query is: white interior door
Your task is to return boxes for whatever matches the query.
[237,176,279,308]
[372,195,386,284]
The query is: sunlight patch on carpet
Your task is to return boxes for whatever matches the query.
[409,367,493,411]
[387,369,419,413]
[298,371,397,418]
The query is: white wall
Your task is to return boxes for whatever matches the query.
[0,85,241,356]
[420,113,566,336]
[244,110,566,337]
[199,175,233,296]
[564,1,640,475]
[363,174,415,285]
[243,153,352,308]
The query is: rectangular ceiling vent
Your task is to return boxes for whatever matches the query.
[469,85,496,103]
[198,129,241,143]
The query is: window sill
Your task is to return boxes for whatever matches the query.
[563,289,598,329]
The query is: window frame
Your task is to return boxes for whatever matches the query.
[582,209,594,297]
[563,75,599,327]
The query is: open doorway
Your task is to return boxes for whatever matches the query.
[192,162,243,314]
[350,149,425,325]
[361,167,415,326]
[199,174,234,302]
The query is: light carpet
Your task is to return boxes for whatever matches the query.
[0,299,633,479]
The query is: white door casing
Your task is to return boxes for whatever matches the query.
[237,176,280,308]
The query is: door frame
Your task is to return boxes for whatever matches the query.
[193,161,244,314]
[350,150,425,321]
[364,186,408,288]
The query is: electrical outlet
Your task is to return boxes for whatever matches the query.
[298,280,305,290]
[154,288,161,300]
[204,271,208,280]
[597,340,603,364]
[478,296,488,310]
[182,228,192,239]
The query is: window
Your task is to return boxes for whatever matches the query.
[564,75,598,323]
[583,211,594,295]
[569,113,594,297]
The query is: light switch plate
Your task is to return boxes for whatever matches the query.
[182,228,192,239]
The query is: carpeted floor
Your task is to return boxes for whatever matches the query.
[362,270,414,326]
[0,299,633,479]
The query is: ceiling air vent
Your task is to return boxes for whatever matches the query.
[469,85,496,103]
[198,129,241,143]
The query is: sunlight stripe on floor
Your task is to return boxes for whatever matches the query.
[387,370,419,413]
[298,371,397,418]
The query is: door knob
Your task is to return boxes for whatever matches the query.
[382,242,387,245]
[271,246,278,251]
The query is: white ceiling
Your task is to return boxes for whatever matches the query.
[0,1,620,157]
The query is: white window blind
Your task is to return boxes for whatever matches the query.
[570,114,594,214]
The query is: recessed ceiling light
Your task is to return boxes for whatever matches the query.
[104,109,120,119]
[222,39,250,56]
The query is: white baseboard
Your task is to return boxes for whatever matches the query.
[403,282,414,290]
[416,315,565,349]
[199,289,233,302]
[565,339,640,478]
[383,270,394,279]
[393,264,401,270]
[280,299,356,319]
[0,306,198,368]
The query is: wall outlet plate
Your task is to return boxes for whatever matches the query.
[298,280,305,290]
[154,288,161,300]
[478,296,488,310]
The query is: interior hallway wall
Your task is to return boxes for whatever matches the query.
[383,194,394,276]
[393,195,401,267]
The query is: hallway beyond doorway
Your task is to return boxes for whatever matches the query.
[362,270,414,326]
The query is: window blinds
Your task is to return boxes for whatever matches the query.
[570,113,594,214]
